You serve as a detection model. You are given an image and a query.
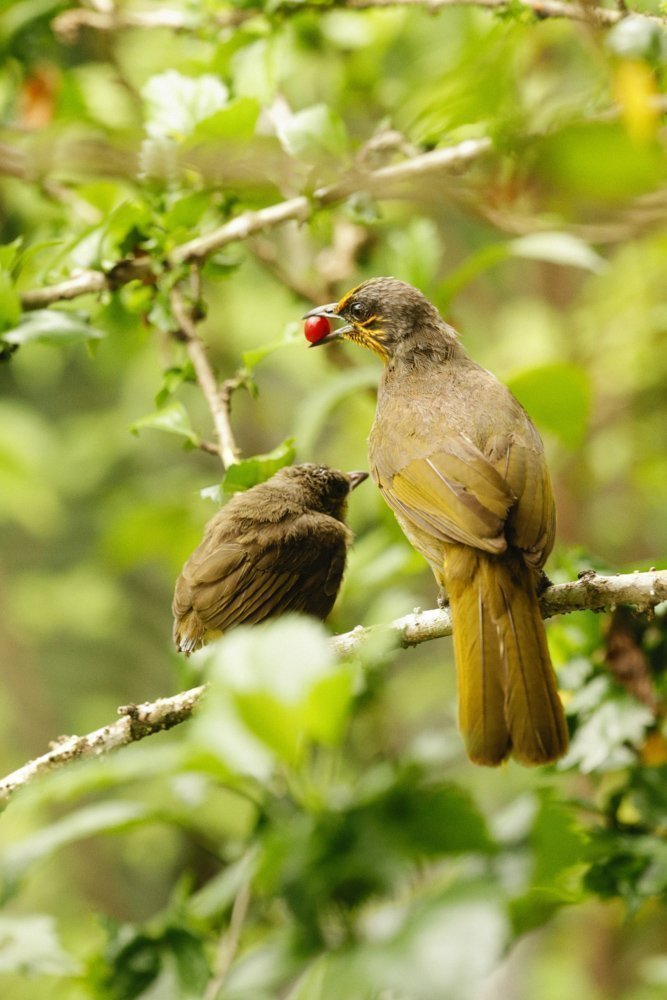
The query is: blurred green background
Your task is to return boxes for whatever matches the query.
[1,0,667,997]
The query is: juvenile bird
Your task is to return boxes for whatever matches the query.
[306,277,568,766]
[173,464,367,654]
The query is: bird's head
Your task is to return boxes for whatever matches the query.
[304,277,455,362]
[274,464,368,519]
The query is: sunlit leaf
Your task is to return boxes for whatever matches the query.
[509,232,606,273]
[0,270,21,330]
[242,321,301,370]
[303,667,355,745]
[0,914,79,976]
[607,15,667,63]
[278,104,350,162]
[560,697,654,773]
[142,71,229,139]
[234,692,304,764]
[163,191,212,231]
[131,401,200,446]
[2,309,106,346]
[612,59,659,144]
[0,238,22,271]
[189,97,260,142]
[154,363,197,408]
[222,437,295,493]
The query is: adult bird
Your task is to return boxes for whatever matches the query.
[306,277,568,766]
[173,464,367,654]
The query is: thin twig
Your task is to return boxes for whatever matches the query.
[0,569,665,808]
[170,286,240,470]
[204,882,252,1000]
[199,439,222,456]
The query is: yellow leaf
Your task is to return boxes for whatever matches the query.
[613,59,659,144]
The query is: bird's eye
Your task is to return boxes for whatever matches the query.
[350,301,367,322]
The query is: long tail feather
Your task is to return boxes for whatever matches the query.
[447,547,510,765]
[445,545,568,766]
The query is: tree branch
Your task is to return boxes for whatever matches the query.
[52,0,661,40]
[0,685,205,809]
[19,138,492,310]
[170,286,241,470]
[19,270,109,309]
[171,138,492,263]
[0,569,664,808]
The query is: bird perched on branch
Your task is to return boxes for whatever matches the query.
[306,277,568,766]
[173,464,367,654]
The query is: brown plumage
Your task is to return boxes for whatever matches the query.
[306,277,568,766]
[173,464,367,654]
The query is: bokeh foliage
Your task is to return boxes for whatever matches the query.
[1,0,667,997]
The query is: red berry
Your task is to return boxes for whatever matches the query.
[304,315,331,344]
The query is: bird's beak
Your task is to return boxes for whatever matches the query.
[303,303,352,347]
[347,470,369,491]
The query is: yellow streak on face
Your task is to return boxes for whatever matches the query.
[336,285,390,361]
[336,282,366,314]
[343,313,389,361]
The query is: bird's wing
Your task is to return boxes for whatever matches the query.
[381,435,515,554]
[495,439,556,565]
[175,515,348,633]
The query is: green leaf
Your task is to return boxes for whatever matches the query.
[509,232,607,273]
[211,617,336,706]
[0,270,21,331]
[222,437,295,493]
[1,309,106,346]
[188,97,260,142]
[131,401,200,446]
[142,71,229,140]
[103,199,153,259]
[510,791,587,934]
[0,914,80,976]
[560,697,654,773]
[530,791,588,887]
[242,321,301,370]
[278,104,350,163]
[92,922,209,1000]
[154,363,196,408]
[364,769,496,858]
[303,667,355,746]
[234,692,304,765]
[0,238,22,271]
[206,617,350,762]
[163,191,212,232]
[507,362,591,449]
